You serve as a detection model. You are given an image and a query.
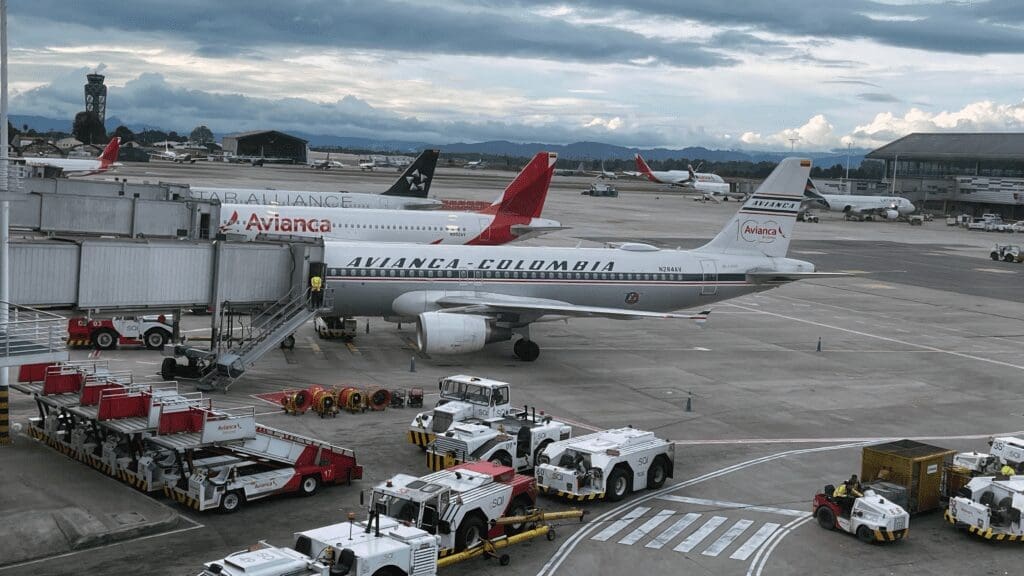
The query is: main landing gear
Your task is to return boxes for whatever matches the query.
[513,338,540,362]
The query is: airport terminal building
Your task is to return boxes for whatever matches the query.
[864,132,1024,219]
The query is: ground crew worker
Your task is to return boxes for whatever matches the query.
[310,274,323,307]
[847,474,864,498]
[1001,463,1016,476]
[832,482,849,498]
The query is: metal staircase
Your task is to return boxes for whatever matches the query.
[195,287,331,391]
[0,302,69,368]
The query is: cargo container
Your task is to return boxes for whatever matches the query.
[861,440,955,514]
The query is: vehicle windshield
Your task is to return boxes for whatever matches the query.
[439,379,496,406]
[373,492,422,523]
[556,449,591,472]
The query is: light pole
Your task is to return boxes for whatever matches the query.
[0,0,9,443]
[845,142,852,194]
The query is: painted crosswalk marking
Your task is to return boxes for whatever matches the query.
[702,519,753,557]
[674,516,727,553]
[729,522,780,560]
[618,509,675,546]
[645,512,701,549]
[591,507,651,542]
[656,495,809,518]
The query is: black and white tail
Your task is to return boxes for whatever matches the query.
[382,149,440,197]
[698,157,812,257]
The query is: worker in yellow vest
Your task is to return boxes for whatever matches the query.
[310,275,324,307]
[1001,463,1016,477]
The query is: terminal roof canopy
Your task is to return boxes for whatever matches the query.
[867,132,1024,161]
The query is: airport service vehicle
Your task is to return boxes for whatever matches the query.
[198,516,440,576]
[535,427,674,501]
[314,316,358,340]
[368,461,536,554]
[408,375,513,449]
[988,437,1024,470]
[427,408,570,473]
[990,244,1023,263]
[323,158,834,361]
[219,152,562,245]
[946,476,1024,540]
[66,315,174,350]
[581,183,618,197]
[797,211,819,223]
[861,440,954,514]
[16,137,121,176]
[163,423,362,512]
[190,149,441,210]
[813,486,910,543]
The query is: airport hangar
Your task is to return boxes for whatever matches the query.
[221,129,308,164]
[864,132,1024,220]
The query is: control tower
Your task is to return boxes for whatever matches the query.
[84,73,107,124]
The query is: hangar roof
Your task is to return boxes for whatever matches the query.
[867,133,1024,161]
[222,130,308,143]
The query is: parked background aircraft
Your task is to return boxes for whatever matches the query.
[194,150,440,209]
[149,142,196,164]
[17,137,121,176]
[804,179,915,220]
[309,152,345,170]
[634,153,739,199]
[219,151,562,245]
[322,157,830,361]
[464,158,488,170]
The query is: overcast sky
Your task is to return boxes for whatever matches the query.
[7,1,1024,150]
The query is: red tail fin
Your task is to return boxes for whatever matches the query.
[478,152,557,218]
[99,137,121,167]
[634,153,660,183]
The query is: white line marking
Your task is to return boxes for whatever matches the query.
[656,495,809,518]
[674,516,727,552]
[645,513,701,549]
[537,441,869,576]
[672,430,1024,445]
[730,522,780,560]
[728,303,1024,371]
[703,519,753,557]
[591,506,650,542]
[618,509,675,546]
[748,516,813,576]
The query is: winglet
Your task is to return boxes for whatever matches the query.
[99,137,121,168]
[634,153,660,183]
[478,152,557,218]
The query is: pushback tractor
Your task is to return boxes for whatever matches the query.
[408,375,513,449]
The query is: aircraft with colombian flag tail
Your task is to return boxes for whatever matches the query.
[218,152,564,245]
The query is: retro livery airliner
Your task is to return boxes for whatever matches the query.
[322,157,836,361]
[218,152,562,245]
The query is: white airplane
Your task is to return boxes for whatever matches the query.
[149,142,196,164]
[17,137,121,176]
[219,152,563,245]
[465,158,488,170]
[322,157,836,361]
[634,153,740,200]
[804,179,915,220]
[309,152,345,170]
[194,150,441,210]
[597,161,617,180]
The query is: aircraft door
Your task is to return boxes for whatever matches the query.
[699,259,718,296]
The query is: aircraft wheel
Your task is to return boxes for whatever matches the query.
[514,339,540,362]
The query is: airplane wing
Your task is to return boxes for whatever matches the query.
[433,293,710,323]
[510,224,570,239]
[746,271,854,285]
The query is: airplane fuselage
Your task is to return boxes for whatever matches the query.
[219,204,559,245]
[322,242,814,318]
[21,157,110,176]
[193,187,440,209]
[650,170,731,195]
[816,194,915,216]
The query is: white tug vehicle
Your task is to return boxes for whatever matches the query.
[408,375,512,449]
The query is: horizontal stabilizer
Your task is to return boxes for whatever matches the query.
[745,271,854,285]
[509,224,569,239]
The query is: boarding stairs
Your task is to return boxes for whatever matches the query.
[0,302,69,368]
[195,287,332,391]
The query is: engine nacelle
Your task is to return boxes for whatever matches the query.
[885,209,899,220]
[416,312,511,355]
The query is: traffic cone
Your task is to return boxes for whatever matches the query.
[816,337,822,352]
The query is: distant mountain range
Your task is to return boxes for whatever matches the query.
[10,114,868,166]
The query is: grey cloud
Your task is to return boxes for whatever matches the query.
[857,92,901,103]
[12,70,674,147]
[823,79,880,88]
[9,1,732,68]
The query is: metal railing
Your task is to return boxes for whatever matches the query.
[0,301,67,358]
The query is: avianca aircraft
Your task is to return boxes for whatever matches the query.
[17,137,121,176]
[219,152,562,245]
[193,149,441,210]
[321,157,838,361]
[804,179,915,220]
[634,153,734,198]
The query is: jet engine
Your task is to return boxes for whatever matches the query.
[416,312,511,355]
[885,209,900,220]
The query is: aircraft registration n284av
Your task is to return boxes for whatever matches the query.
[193,149,441,210]
[218,152,562,245]
[323,157,836,361]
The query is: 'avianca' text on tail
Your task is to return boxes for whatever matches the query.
[17,137,121,177]
[318,157,849,361]
[219,151,563,245]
